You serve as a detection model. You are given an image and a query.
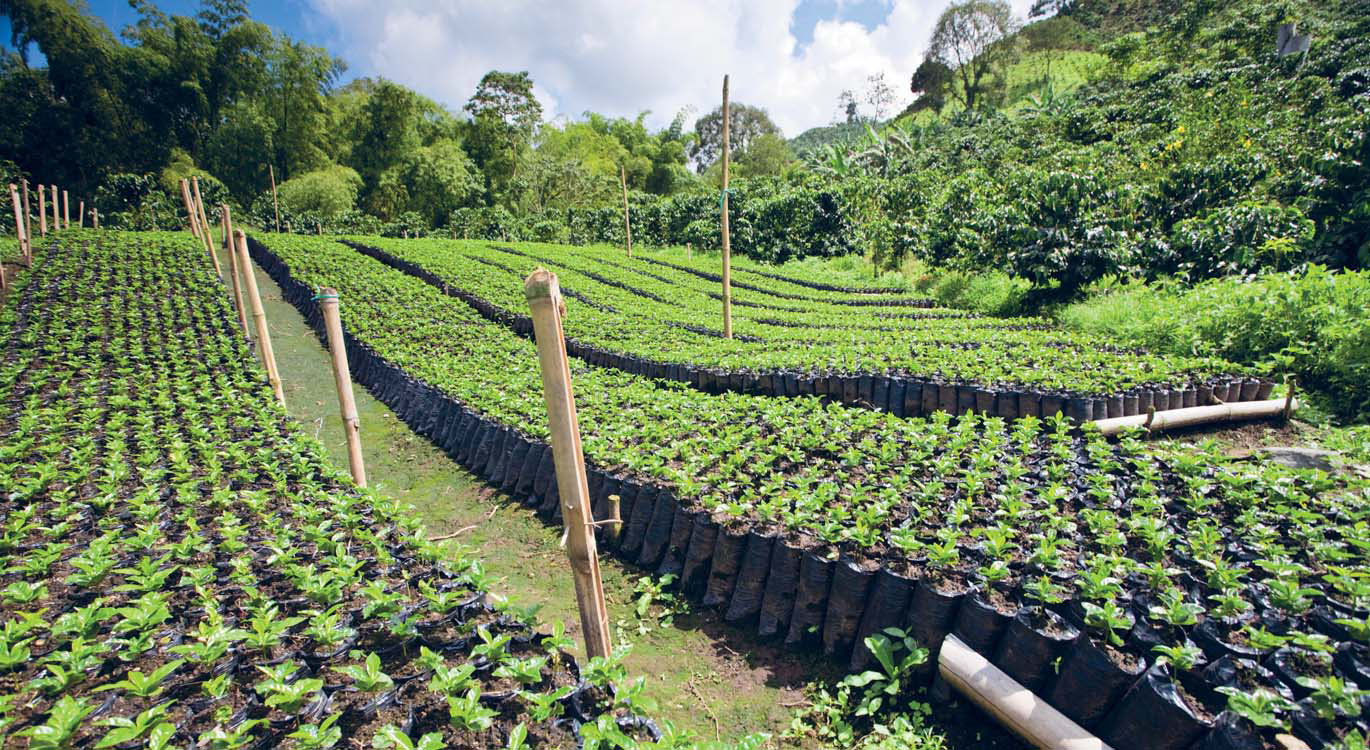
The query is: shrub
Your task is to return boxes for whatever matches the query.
[274,165,363,220]
[1060,266,1370,422]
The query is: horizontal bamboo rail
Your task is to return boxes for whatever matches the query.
[939,634,1112,750]
[1090,396,1296,437]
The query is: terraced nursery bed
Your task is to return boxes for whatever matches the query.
[339,236,1272,422]
[249,232,1370,750]
[0,230,656,748]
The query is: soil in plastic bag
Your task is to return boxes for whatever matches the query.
[702,527,748,608]
[821,559,875,657]
[850,567,916,671]
[724,531,776,624]
[679,513,718,598]
[786,552,834,647]
[951,589,1016,656]
[636,491,678,568]
[758,539,804,638]
[991,606,1079,692]
[1097,665,1215,750]
[1044,635,1146,730]
[656,506,696,579]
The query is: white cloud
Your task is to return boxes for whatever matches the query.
[310,0,1035,136]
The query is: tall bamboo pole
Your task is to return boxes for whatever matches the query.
[191,177,221,276]
[221,206,251,340]
[235,230,285,406]
[620,164,632,258]
[524,268,612,659]
[37,185,46,237]
[268,163,281,233]
[317,288,367,487]
[62,190,69,229]
[9,184,29,264]
[720,74,734,339]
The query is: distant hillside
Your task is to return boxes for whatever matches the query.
[790,121,871,157]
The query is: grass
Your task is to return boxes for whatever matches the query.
[235,245,836,744]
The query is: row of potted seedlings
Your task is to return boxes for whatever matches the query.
[0,231,661,748]
[338,236,1262,421]
[253,233,1369,749]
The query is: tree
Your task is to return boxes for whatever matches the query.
[689,103,782,172]
[463,70,542,195]
[400,139,481,225]
[864,73,896,122]
[925,0,1020,112]
[910,58,952,113]
[836,89,860,124]
[733,133,794,178]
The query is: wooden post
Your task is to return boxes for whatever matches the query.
[191,177,221,276]
[235,230,286,406]
[221,206,251,340]
[62,190,69,228]
[524,268,612,659]
[50,185,58,231]
[37,185,46,237]
[92,209,99,230]
[268,163,281,233]
[619,164,632,258]
[9,184,29,264]
[78,200,84,228]
[720,74,733,339]
[317,287,367,487]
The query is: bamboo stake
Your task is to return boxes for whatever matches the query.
[268,163,281,233]
[235,230,285,406]
[10,184,29,264]
[720,74,733,339]
[78,200,84,228]
[37,185,46,237]
[191,178,221,276]
[50,185,58,231]
[221,206,251,341]
[180,180,199,237]
[620,164,632,258]
[20,179,29,243]
[92,209,99,230]
[318,287,367,487]
[524,267,612,659]
[62,190,68,229]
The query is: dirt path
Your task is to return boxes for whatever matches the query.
[234,247,837,743]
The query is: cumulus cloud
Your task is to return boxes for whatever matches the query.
[309,0,1035,135]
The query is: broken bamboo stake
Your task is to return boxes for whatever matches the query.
[221,206,251,341]
[10,184,29,264]
[720,74,733,340]
[268,163,281,233]
[525,267,612,660]
[620,164,632,258]
[317,287,367,487]
[235,230,285,406]
[37,185,46,237]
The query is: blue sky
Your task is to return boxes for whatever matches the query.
[4,0,1034,134]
